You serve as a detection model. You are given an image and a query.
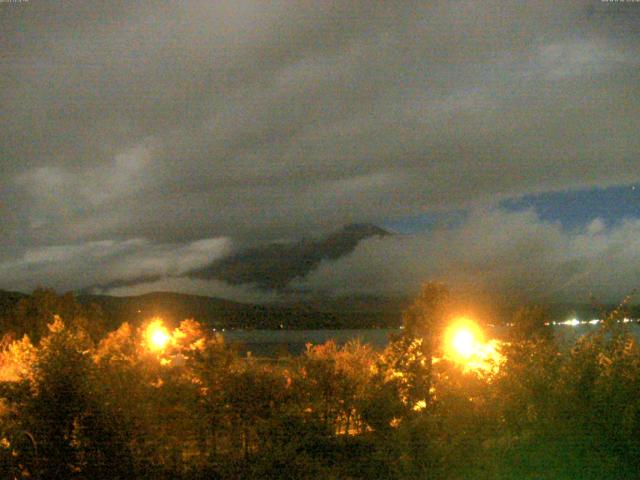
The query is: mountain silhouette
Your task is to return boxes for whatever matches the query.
[187,223,389,290]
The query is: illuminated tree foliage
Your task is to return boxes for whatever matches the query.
[0,288,639,479]
[0,288,106,343]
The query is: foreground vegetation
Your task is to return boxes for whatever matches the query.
[0,286,639,479]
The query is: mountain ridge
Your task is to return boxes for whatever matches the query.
[1,289,638,333]
[0,289,404,331]
[187,223,390,290]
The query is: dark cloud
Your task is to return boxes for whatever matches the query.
[1,1,639,294]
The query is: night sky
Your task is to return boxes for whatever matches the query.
[1,1,639,303]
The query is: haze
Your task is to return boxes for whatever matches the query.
[1,1,639,302]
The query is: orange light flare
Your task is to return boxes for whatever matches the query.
[144,318,171,352]
[442,317,503,374]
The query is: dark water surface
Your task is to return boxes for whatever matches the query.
[221,323,640,357]
[221,329,399,357]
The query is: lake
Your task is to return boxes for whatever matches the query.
[221,328,399,357]
[221,323,640,357]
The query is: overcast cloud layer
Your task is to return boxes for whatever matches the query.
[1,1,639,298]
[295,208,640,304]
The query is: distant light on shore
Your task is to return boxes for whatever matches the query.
[561,318,581,327]
[555,317,638,327]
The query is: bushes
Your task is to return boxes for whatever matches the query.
[1,290,640,478]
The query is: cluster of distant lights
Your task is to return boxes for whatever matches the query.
[546,318,637,327]
[502,318,639,328]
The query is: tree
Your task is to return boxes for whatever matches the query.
[398,282,451,405]
[402,282,451,341]
[21,316,94,477]
[3,289,106,343]
[509,304,552,341]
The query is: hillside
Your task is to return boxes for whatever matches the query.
[0,290,403,331]
[1,289,638,334]
[76,291,404,330]
[0,290,27,313]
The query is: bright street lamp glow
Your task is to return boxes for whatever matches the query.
[445,318,484,361]
[442,317,504,375]
[145,319,171,351]
[151,329,169,350]
[451,328,476,359]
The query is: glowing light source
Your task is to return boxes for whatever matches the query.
[151,329,169,349]
[559,318,580,326]
[444,318,484,362]
[452,329,476,359]
[443,317,503,375]
[145,319,170,351]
